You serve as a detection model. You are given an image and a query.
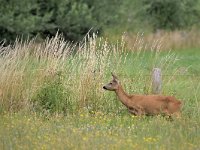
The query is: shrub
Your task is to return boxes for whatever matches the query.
[32,71,72,114]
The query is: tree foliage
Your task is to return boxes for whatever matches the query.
[0,0,120,44]
[0,0,200,43]
[142,0,200,30]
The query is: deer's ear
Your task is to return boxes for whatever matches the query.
[111,72,119,82]
[111,72,118,79]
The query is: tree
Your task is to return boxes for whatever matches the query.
[142,0,200,31]
[0,0,103,43]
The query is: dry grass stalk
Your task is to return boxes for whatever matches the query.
[125,29,200,50]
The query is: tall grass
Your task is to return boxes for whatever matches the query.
[0,33,200,150]
[124,29,200,50]
[0,33,199,117]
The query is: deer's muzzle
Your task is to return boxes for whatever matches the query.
[103,86,107,90]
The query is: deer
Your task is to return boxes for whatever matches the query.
[103,73,182,117]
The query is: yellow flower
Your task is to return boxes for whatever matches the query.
[143,137,158,142]
[83,137,88,141]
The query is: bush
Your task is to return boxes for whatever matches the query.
[32,71,72,114]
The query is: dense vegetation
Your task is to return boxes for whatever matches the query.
[141,0,200,30]
[0,35,200,149]
[0,0,200,149]
[1,0,200,44]
[0,0,120,43]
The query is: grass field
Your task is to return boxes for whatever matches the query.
[0,35,200,150]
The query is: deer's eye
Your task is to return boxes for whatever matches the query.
[110,82,112,85]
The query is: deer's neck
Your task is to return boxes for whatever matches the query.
[115,85,132,107]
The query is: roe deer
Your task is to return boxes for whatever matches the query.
[103,73,182,117]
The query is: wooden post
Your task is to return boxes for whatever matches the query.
[152,68,162,94]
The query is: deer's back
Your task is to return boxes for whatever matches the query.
[130,95,182,115]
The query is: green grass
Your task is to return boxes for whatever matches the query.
[0,35,200,149]
[174,49,200,75]
[1,112,199,150]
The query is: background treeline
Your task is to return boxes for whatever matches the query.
[0,0,200,44]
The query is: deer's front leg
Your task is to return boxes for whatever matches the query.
[128,106,144,116]
[128,108,138,115]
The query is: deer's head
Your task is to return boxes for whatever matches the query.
[103,73,120,91]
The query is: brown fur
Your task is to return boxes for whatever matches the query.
[103,73,182,116]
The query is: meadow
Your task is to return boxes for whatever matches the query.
[0,34,200,150]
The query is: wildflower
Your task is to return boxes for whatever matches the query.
[143,137,158,143]
[82,137,88,141]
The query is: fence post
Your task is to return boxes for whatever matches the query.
[152,68,162,94]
